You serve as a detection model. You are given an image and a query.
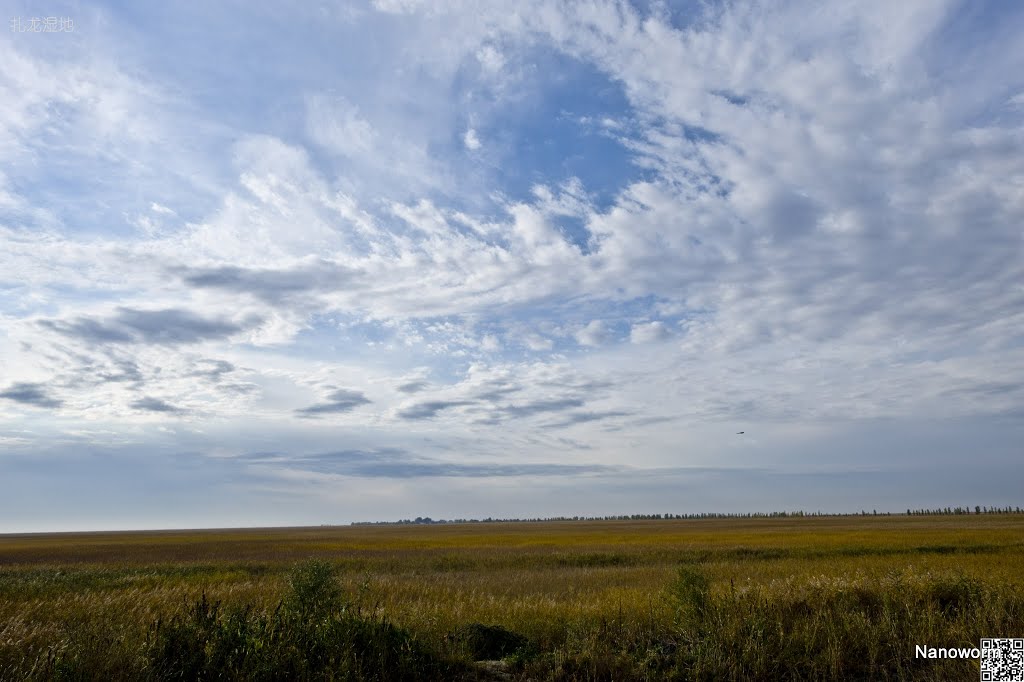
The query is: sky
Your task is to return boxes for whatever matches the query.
[1,0,1023,532]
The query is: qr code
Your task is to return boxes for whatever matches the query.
[981,638,1024,681]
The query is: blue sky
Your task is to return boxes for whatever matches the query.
[1,0,1023,531]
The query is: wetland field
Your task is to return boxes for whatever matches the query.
[1,514,1022,680]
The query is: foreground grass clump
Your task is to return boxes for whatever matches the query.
[667,568,1016,680]
[511,567,1022,681]
[29,560,455,681]
[148,559,453,681]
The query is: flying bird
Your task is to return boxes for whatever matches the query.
[736,431,744,434]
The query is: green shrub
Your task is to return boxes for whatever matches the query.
[285,559,344,620]
[668,566,710,626]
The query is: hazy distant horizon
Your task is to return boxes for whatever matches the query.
[7,504,1024,536]
[2,1,1023,533]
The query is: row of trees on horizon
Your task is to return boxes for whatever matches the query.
[348,505,1024,525]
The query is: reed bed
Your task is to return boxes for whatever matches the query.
[1,515,1021,679]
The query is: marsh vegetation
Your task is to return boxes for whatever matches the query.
[1,515,1021,679]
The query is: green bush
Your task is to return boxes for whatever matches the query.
[285,559,344,620]
[668,566,711,627]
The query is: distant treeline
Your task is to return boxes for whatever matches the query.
[906,505,1023,516]
[349,505,1024,526]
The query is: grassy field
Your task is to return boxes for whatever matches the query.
[1,514,1022,679]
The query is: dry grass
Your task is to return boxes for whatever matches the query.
[1,514,1022,679]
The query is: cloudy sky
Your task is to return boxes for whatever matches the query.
[1,1,1023,532]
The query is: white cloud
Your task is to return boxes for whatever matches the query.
[302,90,454,200]
[371,0,428,15]
[475,44,506,74]
[306,95,377,158]
[524,334,554,351]
[630,321,670,343]
[464,128,481,150]
[150,202,176,215]
[576,320,612,347]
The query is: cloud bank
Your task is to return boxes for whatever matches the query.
[1,0,1022,530]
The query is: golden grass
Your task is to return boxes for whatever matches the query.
[1,514,1022,679]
